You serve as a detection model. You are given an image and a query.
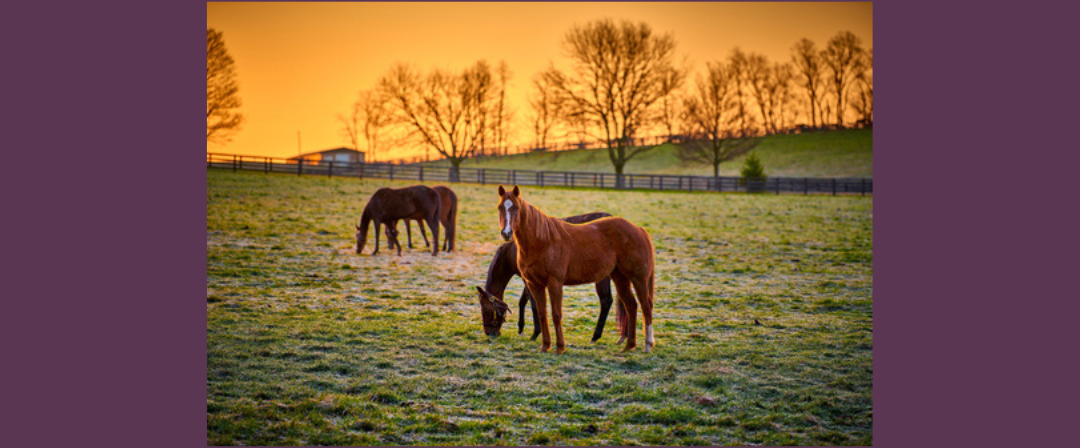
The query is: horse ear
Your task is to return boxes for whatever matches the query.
[498,185,506,196]
[512,185,520,197]
[475,286,486,296]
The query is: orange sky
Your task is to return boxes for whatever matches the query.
[207,2,871,161]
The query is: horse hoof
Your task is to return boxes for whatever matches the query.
[539,345,550,353]
[555,347,565,355]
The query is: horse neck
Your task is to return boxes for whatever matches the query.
[484,245,516,300]
[514,199,559,254]
[359,207,373,238]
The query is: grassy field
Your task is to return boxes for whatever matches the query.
[207,169,873,445]
[423,129,872,178]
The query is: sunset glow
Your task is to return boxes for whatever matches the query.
[206,2,872,162]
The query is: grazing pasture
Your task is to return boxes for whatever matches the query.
[207,169,873,445]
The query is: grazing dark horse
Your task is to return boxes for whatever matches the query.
[476,212,627,342]
[496,185,656,353]
[383,185,458,253]
[355,186,440,256]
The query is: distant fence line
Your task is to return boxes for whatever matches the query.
[207,153,872,196]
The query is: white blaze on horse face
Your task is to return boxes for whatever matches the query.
[502,199,513,236]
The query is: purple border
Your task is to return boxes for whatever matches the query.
[7,1,204,447]
[8,1,1068,447]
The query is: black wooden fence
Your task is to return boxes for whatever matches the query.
[207,153,872,196]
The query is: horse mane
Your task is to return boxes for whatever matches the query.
[517,196,567,244]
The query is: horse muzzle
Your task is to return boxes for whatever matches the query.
[500,230,512,241]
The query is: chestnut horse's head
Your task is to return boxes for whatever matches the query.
[496,185,521,242]
[476,286,511,338]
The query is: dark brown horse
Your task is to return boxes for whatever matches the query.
[383,185,458,253]
[496,185,656,353]
[355,186,440,256]
[476,212,627,342]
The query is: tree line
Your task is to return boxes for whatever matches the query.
[207,21,872,185]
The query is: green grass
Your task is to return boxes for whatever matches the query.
[423,129,872,178]
[207,169,873,445]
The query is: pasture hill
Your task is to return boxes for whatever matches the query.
[423,129,872,178]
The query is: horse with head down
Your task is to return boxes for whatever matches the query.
[477,212,628,342]
[495,185,656,354]
[355,185,440,256]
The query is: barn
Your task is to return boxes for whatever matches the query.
[287,147,365,165]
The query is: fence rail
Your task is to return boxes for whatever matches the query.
[207,153,872,196]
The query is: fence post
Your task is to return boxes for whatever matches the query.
[298,159,303,176]
[688,176,693,192]
[861,179,866,196]
[593,173,597,187]
[564,172,568,187]
[264,157,269,174]
[805,178,809,195]
[232,155,237,172]
[776,177,780,195]
[570,172,575,188]
[359,163,365,179]
[389,164,394,181]
[832,178,836,196]
[419,166,424,182]
[512,170,516,186]
[538,171,542,187]
[328,161,334,178]
[480,169,485,185]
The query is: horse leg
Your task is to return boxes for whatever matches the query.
[446,218,455,252]
[529,294,541,341]
[590,277,613,343]
[631,275,654,352]
[418,219,430,248]
[426,215,439,256]
[548,281,566,354]
[517,287,530,335]
[372,217,381,255]
[611,272,637,352]
[526,280,550,352]
[405,220,414,249]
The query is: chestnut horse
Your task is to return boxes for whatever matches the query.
[496,185,656,353]
[384,185,458,253]
[476,212,627,342]
[355,186,440,256]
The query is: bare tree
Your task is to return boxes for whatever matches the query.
[745,53,796,135]
[207,28,243,145]
[822,31,865,128]
[542,19,686,187]
[338,101,361,156]
[791,38,825,128]
[340,90,391,162]
[727,48,758,137]
[492,61,513,156]
[680,61,762,178]
[378,61,497,181]
[658,65,686,142]
[852,47,873,127]
[527,72,560,151]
